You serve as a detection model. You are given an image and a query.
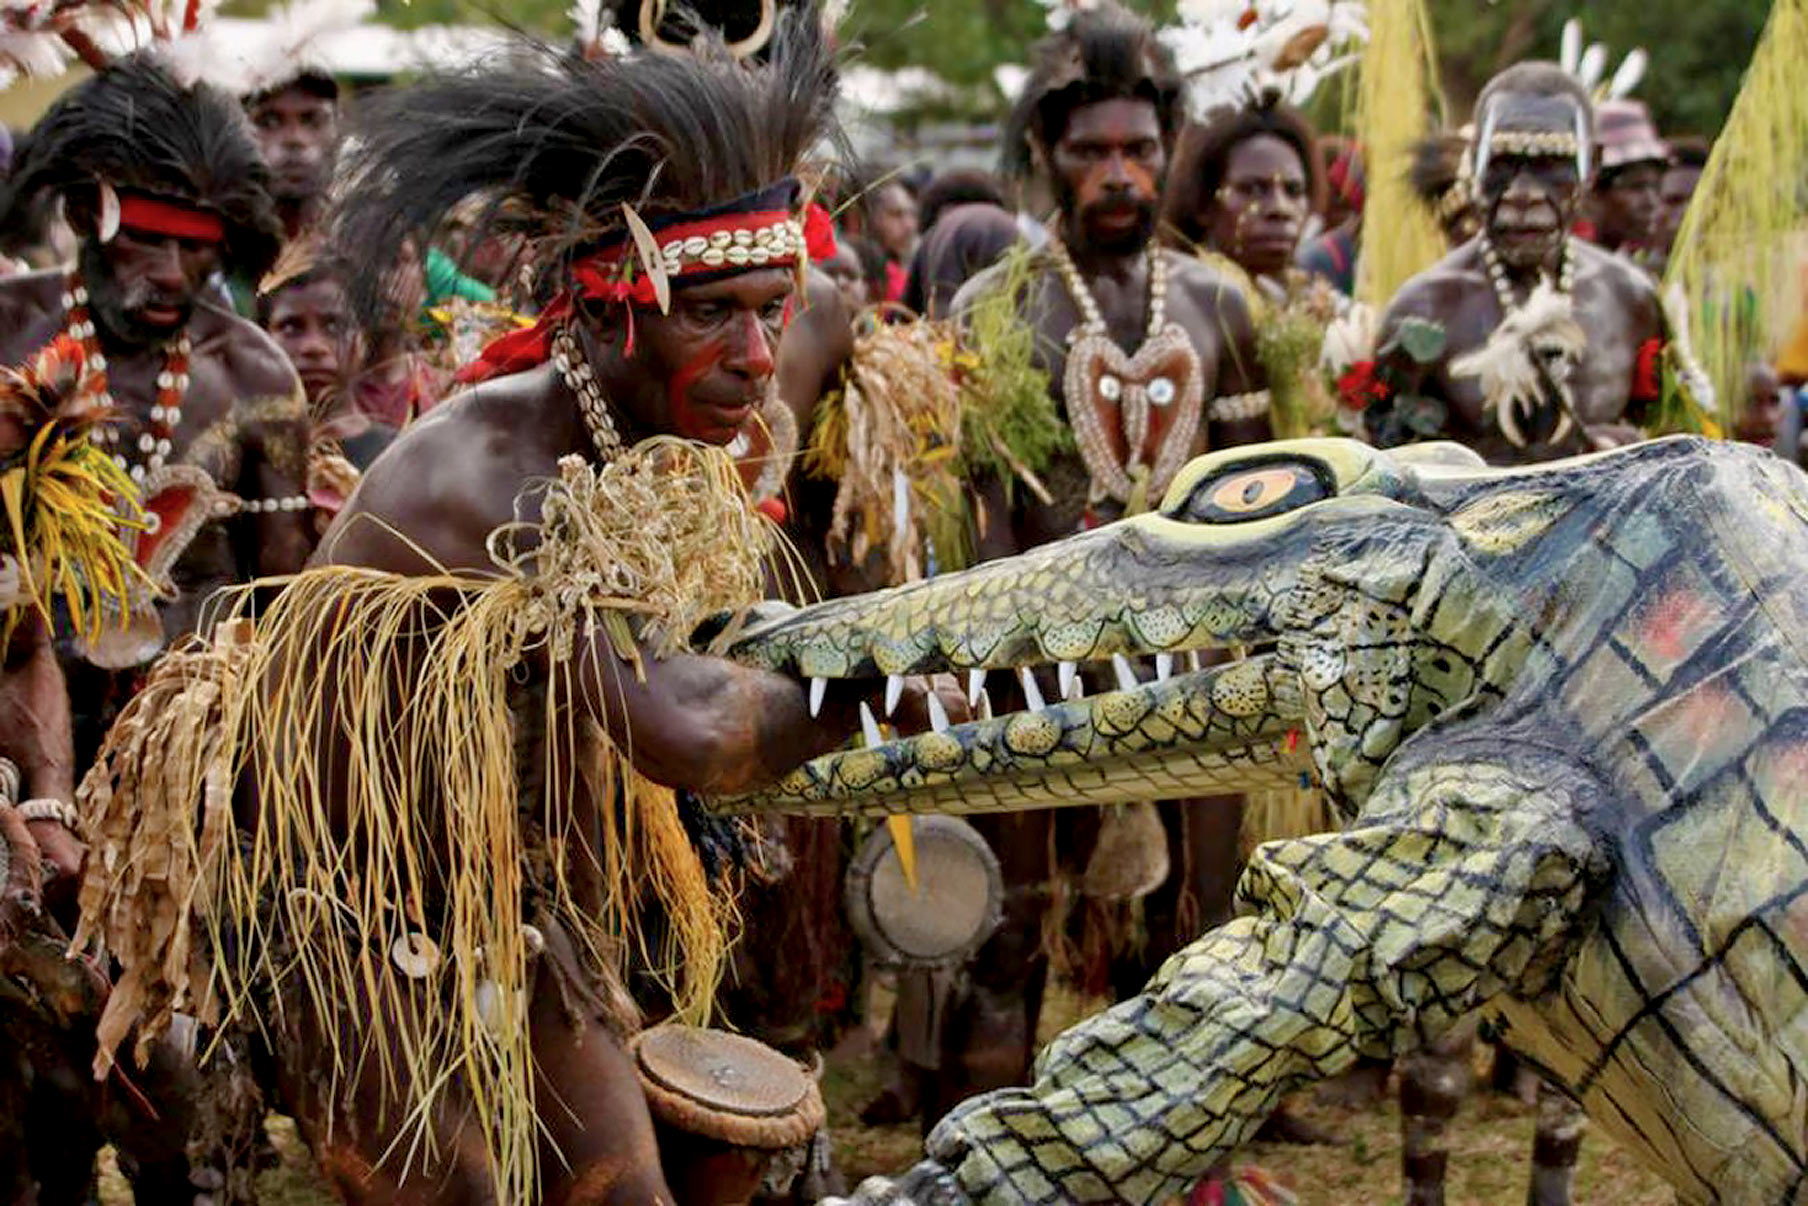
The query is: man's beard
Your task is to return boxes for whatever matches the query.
[78,242,193,349]
[1054,178,1157,255]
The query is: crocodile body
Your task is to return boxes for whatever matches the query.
[718,436,1808,1203]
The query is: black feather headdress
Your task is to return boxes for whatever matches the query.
[2,52,283,280]
[332,4,840,324]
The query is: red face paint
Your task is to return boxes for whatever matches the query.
[666,341,728,442]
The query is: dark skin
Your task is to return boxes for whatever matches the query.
[1204,133,1311,281]
[1587,159,1664,255]
[323,268,857,790]
[264,276,355,411]
[955,97,1266,547]
[1375,94,1663,466]
[247,84,339,238]
[1657,161,1703,255]
[308,266,913,1201]
[866,181,919,266]
[0,219,309,882]
[262,275,397,480]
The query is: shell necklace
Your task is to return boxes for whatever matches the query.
[62,273,191,487]
[551,324,625,460]
[1049,238,1203,510]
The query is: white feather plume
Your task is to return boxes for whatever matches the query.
[569,0,602,44]
[1606,47,1647,100]
[1559,18,1582,75]
[1576,42,1607,92]
[1451,279,1587,449]
[1166,0,1368,120]
[0,28,71,79]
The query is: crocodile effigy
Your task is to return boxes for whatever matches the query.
[716,435,1808,1204]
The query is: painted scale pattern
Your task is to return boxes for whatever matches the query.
[729,438,1808,1205]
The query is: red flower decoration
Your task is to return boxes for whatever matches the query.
[803,203,838,263]
[1236,7,1259,29]
[1336,359,1392,411]
[1631,337,1664,403]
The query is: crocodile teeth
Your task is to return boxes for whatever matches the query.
[1057,661,1078,699]
[925,689,951,733]
[1155,653,1174,682]
[1188,651,1205,674]
[1111,654,1139,692]
[1018,667,1047,712]
[967,669,986,708]
[884,674,905,717]
[859,701,885,748]
[977,689,994,720]
[809,676,827,718]
[1064,675,1085,702]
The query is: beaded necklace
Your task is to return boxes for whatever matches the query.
[551,324,625,461]
[1479,234,1578,315]
[1471,235,1587,449]
[62,273,190,487]
[1047,238,1203,510]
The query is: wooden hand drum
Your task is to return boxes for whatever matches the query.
[631,1024,825,1206]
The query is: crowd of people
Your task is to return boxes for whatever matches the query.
[0,0,1800,1204]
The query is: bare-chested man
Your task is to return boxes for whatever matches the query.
[116,21,929,1202]
[0,53,312,753]
[875,0,1265,1130]
[0,51,309,1204]
[1363,62,1666,465]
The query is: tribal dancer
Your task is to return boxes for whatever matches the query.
[1161,98,1343,443]
[0,51,312,690]
[0,322,144,1206]
[75,16,913,1203]
[1350,62,1675,462]
[0,48,319,1203]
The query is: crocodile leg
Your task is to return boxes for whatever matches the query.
[838,752,1612,1205]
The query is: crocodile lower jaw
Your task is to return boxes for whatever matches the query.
[708,653,1310,817]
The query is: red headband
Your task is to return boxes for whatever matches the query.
[569,203,837,306]
[117,195,226,244]
[455,202,837,385]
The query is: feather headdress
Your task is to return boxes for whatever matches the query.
[1,51,282,279]
[331,2,840,325]
[162,0,370,99]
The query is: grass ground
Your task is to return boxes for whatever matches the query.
[99,985,1679,1204]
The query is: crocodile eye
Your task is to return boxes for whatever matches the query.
[1173,459,1331,524]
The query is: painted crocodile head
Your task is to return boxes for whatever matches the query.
[715,435,1755,820]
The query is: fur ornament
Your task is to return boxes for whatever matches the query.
[1451,279,1587,449]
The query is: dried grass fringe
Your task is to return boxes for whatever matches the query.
[74,438,772,1203]
[1662,0,1808,432]
[1352,0,1448,309]
[805,317,966,584]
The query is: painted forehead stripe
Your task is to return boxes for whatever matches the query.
[1473,93,1592,182]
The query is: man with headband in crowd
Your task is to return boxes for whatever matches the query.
[0,49,312,1203]
[1349,62,1678,463]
